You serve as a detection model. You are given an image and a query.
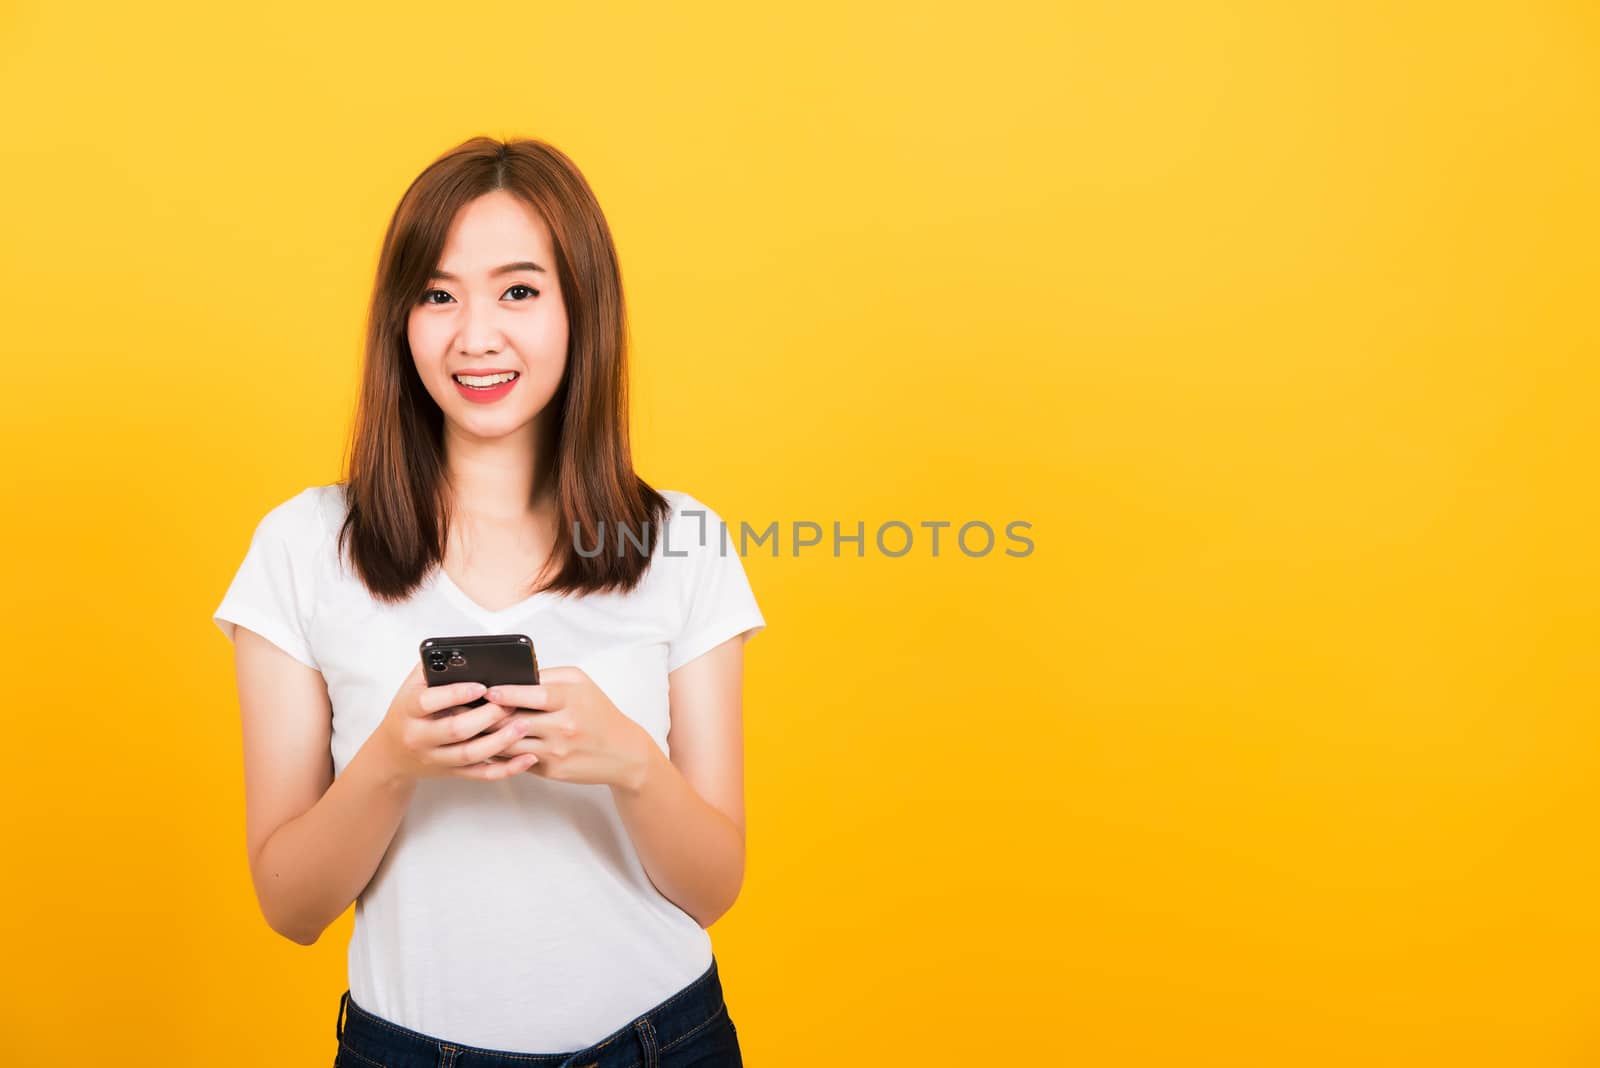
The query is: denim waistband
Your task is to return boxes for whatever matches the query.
[335,955,727,1068]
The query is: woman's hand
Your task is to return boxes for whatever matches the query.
[486,666,654,789]
[371,661,538,783]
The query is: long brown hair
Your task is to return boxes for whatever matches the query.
[335,136,669,604]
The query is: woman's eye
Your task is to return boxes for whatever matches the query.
[419,285,538,305]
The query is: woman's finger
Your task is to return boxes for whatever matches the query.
[418,681,489,716]
[430,715,529,767]
[421,701,512,747]
[450,753,539,780]
[484,682,560,710]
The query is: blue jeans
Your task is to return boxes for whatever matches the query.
[333,956,743,1068]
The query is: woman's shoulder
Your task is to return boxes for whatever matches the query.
[653,488,727,542]
[656,487,692,508]
[254,481,348,546]
[654,488,727,522]
[651,488,750,570]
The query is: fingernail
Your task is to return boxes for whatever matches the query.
[470,683,487,695]
[486,687,501,702]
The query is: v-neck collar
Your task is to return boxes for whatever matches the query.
[429,565,565,629]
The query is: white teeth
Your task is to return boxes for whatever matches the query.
[454,371,518,387]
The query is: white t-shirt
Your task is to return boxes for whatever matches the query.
[212,483,765,1052]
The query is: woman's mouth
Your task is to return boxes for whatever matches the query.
[452,370,520,403]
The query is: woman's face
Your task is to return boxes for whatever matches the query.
[408,190,569,442]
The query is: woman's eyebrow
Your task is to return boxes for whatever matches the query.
[429,261,547,282]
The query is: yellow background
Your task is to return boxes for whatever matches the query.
[1,1,1596,1064]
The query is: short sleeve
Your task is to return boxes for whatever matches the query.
[213,491,323,671]
[665,496,767,673]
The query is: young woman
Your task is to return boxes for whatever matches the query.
[213,137,762,1067]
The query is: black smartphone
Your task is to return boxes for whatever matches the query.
[419,633,540,711]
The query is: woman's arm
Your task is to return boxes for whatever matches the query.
[233,626,415,945]
[610,636,750,928]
